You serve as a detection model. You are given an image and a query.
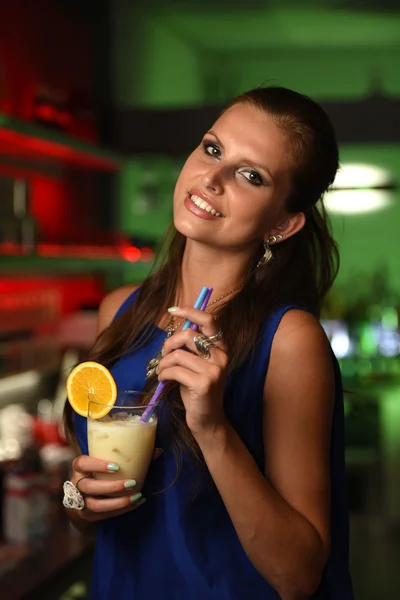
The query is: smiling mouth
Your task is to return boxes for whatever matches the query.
[189,194,223,217]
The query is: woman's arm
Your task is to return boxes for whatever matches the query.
[162,308,333,600]
[95,285,139,335]
[66,507,98,535]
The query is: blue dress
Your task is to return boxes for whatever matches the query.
[74,290,354,599]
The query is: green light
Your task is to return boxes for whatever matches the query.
[359,324,378,357]
[382,307,398,332]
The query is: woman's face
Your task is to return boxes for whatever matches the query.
[173,102,295,253]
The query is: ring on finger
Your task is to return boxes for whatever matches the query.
[206,328,223,343]
[62,480,85,511]
[75,476,91,493]
[194,333,215,360]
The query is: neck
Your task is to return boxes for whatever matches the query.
[177,239,251,308]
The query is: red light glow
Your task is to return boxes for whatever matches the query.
[0,127,120,172]
[0,243,153,263]
[120,246,142,262]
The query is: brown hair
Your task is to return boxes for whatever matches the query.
[64,86,339,476]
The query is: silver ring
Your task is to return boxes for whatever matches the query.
[194,334,215,360]
[207,328,223,343]
[62,480,85,511]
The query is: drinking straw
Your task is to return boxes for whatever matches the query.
[187,287,212,332]
[181,287,212,331]
[140,286,212,423]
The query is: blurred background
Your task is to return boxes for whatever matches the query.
[0,0,399,598]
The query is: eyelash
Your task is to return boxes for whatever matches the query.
[202,141,265,187]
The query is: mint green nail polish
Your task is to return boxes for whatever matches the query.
[124,480,136,489]
[130,492,143,503]
[135,498,147,508]
[107,463,119,472]
[167,306,180,313]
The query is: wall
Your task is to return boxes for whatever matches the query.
[112,4,400,107]
[112,3,204,109]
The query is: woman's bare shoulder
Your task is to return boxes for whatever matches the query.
[273,307,325,339]
[97,285,139,335]
[266,308,333,399]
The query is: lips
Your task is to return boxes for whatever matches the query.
[188,190,223,217]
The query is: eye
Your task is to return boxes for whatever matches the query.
[203,142,221,158]
[240,169,264,187]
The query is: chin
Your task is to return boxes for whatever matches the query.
[173,215,214,248]
[173,214,202,241]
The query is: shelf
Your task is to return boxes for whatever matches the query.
[0,365,61,411]
[0,113,123,172]
[0,253,153,275]
[0,362,60,385]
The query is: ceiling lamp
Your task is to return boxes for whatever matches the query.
[324,163,396,214]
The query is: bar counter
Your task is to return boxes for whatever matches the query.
[1,522,93,600]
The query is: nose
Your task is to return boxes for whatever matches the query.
[201,164,224,195]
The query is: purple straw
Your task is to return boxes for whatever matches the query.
[140,287,213,423]
[190,287,212,332]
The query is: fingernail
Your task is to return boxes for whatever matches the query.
[107,463,119,472]
[155,365,159,375]
[167,306,180,313]
[130,492,143,503]
[135,498,147,508]
[124,479,136,489]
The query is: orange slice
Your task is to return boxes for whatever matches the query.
[66,361,117,419]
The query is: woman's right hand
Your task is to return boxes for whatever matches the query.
[70,455,146,522]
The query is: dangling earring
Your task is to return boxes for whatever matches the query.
[256,234,283,268]
[257,241,272,268]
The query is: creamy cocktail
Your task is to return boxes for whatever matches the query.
[88,392,157,491]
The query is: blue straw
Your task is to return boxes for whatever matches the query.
[182,286,208,330]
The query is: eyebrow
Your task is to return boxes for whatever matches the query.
[206,130,275,183]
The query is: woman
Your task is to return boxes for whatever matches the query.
[64,86,354,599]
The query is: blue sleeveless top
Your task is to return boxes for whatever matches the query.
[74,289,353,599]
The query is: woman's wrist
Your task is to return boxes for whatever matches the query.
[66,507,98,535]
[193,418,231,454]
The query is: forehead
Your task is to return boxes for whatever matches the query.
[211,103,290,179]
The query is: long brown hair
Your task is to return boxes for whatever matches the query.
[64,86,340,474]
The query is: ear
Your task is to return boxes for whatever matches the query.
[264,212,305,244]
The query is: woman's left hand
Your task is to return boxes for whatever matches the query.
[157,307,229,438]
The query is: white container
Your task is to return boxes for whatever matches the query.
[3,472,49,544]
